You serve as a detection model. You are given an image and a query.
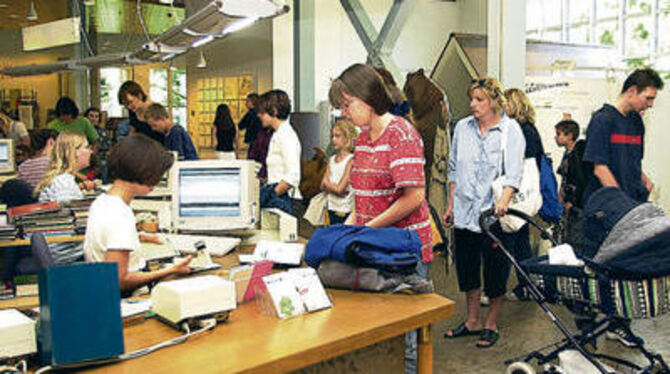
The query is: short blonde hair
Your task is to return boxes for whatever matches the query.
[34,132,87,196]
[504,88,536,124]
[468,77,506,117]
[332,120,357,153]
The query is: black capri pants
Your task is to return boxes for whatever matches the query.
[453,225,512,299]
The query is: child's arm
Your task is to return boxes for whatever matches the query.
[329,158,353,196]
[320,165,331,191]
[106,250,192,292]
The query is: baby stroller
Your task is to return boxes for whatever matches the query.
[479,188,670,374]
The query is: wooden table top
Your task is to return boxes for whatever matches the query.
[85,290,454,374]
[0,235,85,248]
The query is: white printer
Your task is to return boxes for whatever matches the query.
[0,309,36,359]
[152,276,236,327]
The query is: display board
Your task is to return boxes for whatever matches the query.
[194,75,254,149]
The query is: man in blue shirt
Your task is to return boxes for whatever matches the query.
[144,103,199,161]
[582,68,663,347]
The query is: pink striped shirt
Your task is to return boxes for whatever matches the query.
[350,116,433,263]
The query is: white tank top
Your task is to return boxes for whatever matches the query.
[327,154,354,213]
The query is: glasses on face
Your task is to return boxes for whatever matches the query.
[471,78,488,86]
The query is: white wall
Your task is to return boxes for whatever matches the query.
[273,0,488,111]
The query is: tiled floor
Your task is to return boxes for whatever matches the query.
[429,254,670,373]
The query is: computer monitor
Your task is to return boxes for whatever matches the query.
[0,139,16,174]
[170,159,259,231]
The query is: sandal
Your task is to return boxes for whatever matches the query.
[476,329,499,348]
[444,322,482,339]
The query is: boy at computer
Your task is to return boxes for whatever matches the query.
[84,134,192,294]
[144,103,199,161]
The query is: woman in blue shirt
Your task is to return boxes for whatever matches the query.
[443,78,525,349]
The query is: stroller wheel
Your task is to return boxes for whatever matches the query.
[506,362,536,374]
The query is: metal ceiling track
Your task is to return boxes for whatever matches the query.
[0,0,289,77]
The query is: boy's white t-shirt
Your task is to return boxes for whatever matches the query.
[84,193,143,271]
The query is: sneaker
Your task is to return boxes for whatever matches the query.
[480,295,490,306]
[606,327,644,347]
[505,287,531,301]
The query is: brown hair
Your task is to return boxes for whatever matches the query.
[144,103,170,121]
[332,120,357,153]
[257,90,291,120]
[468,77,506,117]
[329,63,392,115]
[554,119,580,141]
[108,134,174,186]
[117,81,147,105]
[504,88,536,124]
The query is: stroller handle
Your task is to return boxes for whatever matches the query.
[479,208,560,247]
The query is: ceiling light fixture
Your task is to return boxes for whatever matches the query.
[26,1,37,21]
[197,51,207,68]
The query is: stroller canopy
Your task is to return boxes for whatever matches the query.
[584,187,670,280]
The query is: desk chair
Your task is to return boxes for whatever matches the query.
[31,232,55,269]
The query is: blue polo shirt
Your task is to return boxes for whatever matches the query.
[165,124,199,160]
[583,104,646,203]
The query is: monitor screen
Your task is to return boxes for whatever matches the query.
[178,167,241,217]
[0,142,9,167]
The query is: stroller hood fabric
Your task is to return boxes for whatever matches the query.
[305,225,422,274]
[585,187,670,279]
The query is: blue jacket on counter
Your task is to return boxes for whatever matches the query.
[305,225,422,274]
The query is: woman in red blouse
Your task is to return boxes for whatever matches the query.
[329,63,433,264]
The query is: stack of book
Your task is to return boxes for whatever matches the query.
[0,204,17,242]
[9,201,75,239]
[63,198,95,234]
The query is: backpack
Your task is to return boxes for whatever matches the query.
[538,154,563,223]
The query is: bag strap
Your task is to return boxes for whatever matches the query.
[497,121,508,178]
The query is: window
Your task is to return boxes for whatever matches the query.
[527,0,668,68]
[100,68,128,117]
[150,68,169,106]
[172,68,187,129]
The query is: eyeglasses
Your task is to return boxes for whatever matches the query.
[471,78,488,86]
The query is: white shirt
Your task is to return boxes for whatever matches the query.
[38,173,84,203]
[84,193,143,271]
[9,120,28,143]
[266,120,302,199]
[326,154,354,213]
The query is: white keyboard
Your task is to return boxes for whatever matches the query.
[163,234,241,257]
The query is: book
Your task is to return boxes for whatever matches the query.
[288,268,332,312]
[8,201,59,218]
[14,274,38,297]
[242,260,273,302]
[261,268,332,319]
[243,240,304,266]
[262,273,305,319]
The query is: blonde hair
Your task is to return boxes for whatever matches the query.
[468,77,506,117]
[34,132,87,196]
[332,120,357,153]
[504,88,536,124]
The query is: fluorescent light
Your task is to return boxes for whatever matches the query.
[191,35,214,48]
[222,18,257,35]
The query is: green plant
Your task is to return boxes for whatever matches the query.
[625,57,648,68]
[600,30,615,46]
[633,23,649,40]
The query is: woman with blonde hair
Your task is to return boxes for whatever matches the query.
[35,132,92,202]
[444,78,525,348]
[503,87,546,301]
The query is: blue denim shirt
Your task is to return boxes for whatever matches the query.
[448,115,525,232]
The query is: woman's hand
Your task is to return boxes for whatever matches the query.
[495,186,515,216]
[139,232,163,244]
[170,256,193,275]
[443,204,454,227]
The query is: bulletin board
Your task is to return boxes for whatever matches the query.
[194,74,254,149]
